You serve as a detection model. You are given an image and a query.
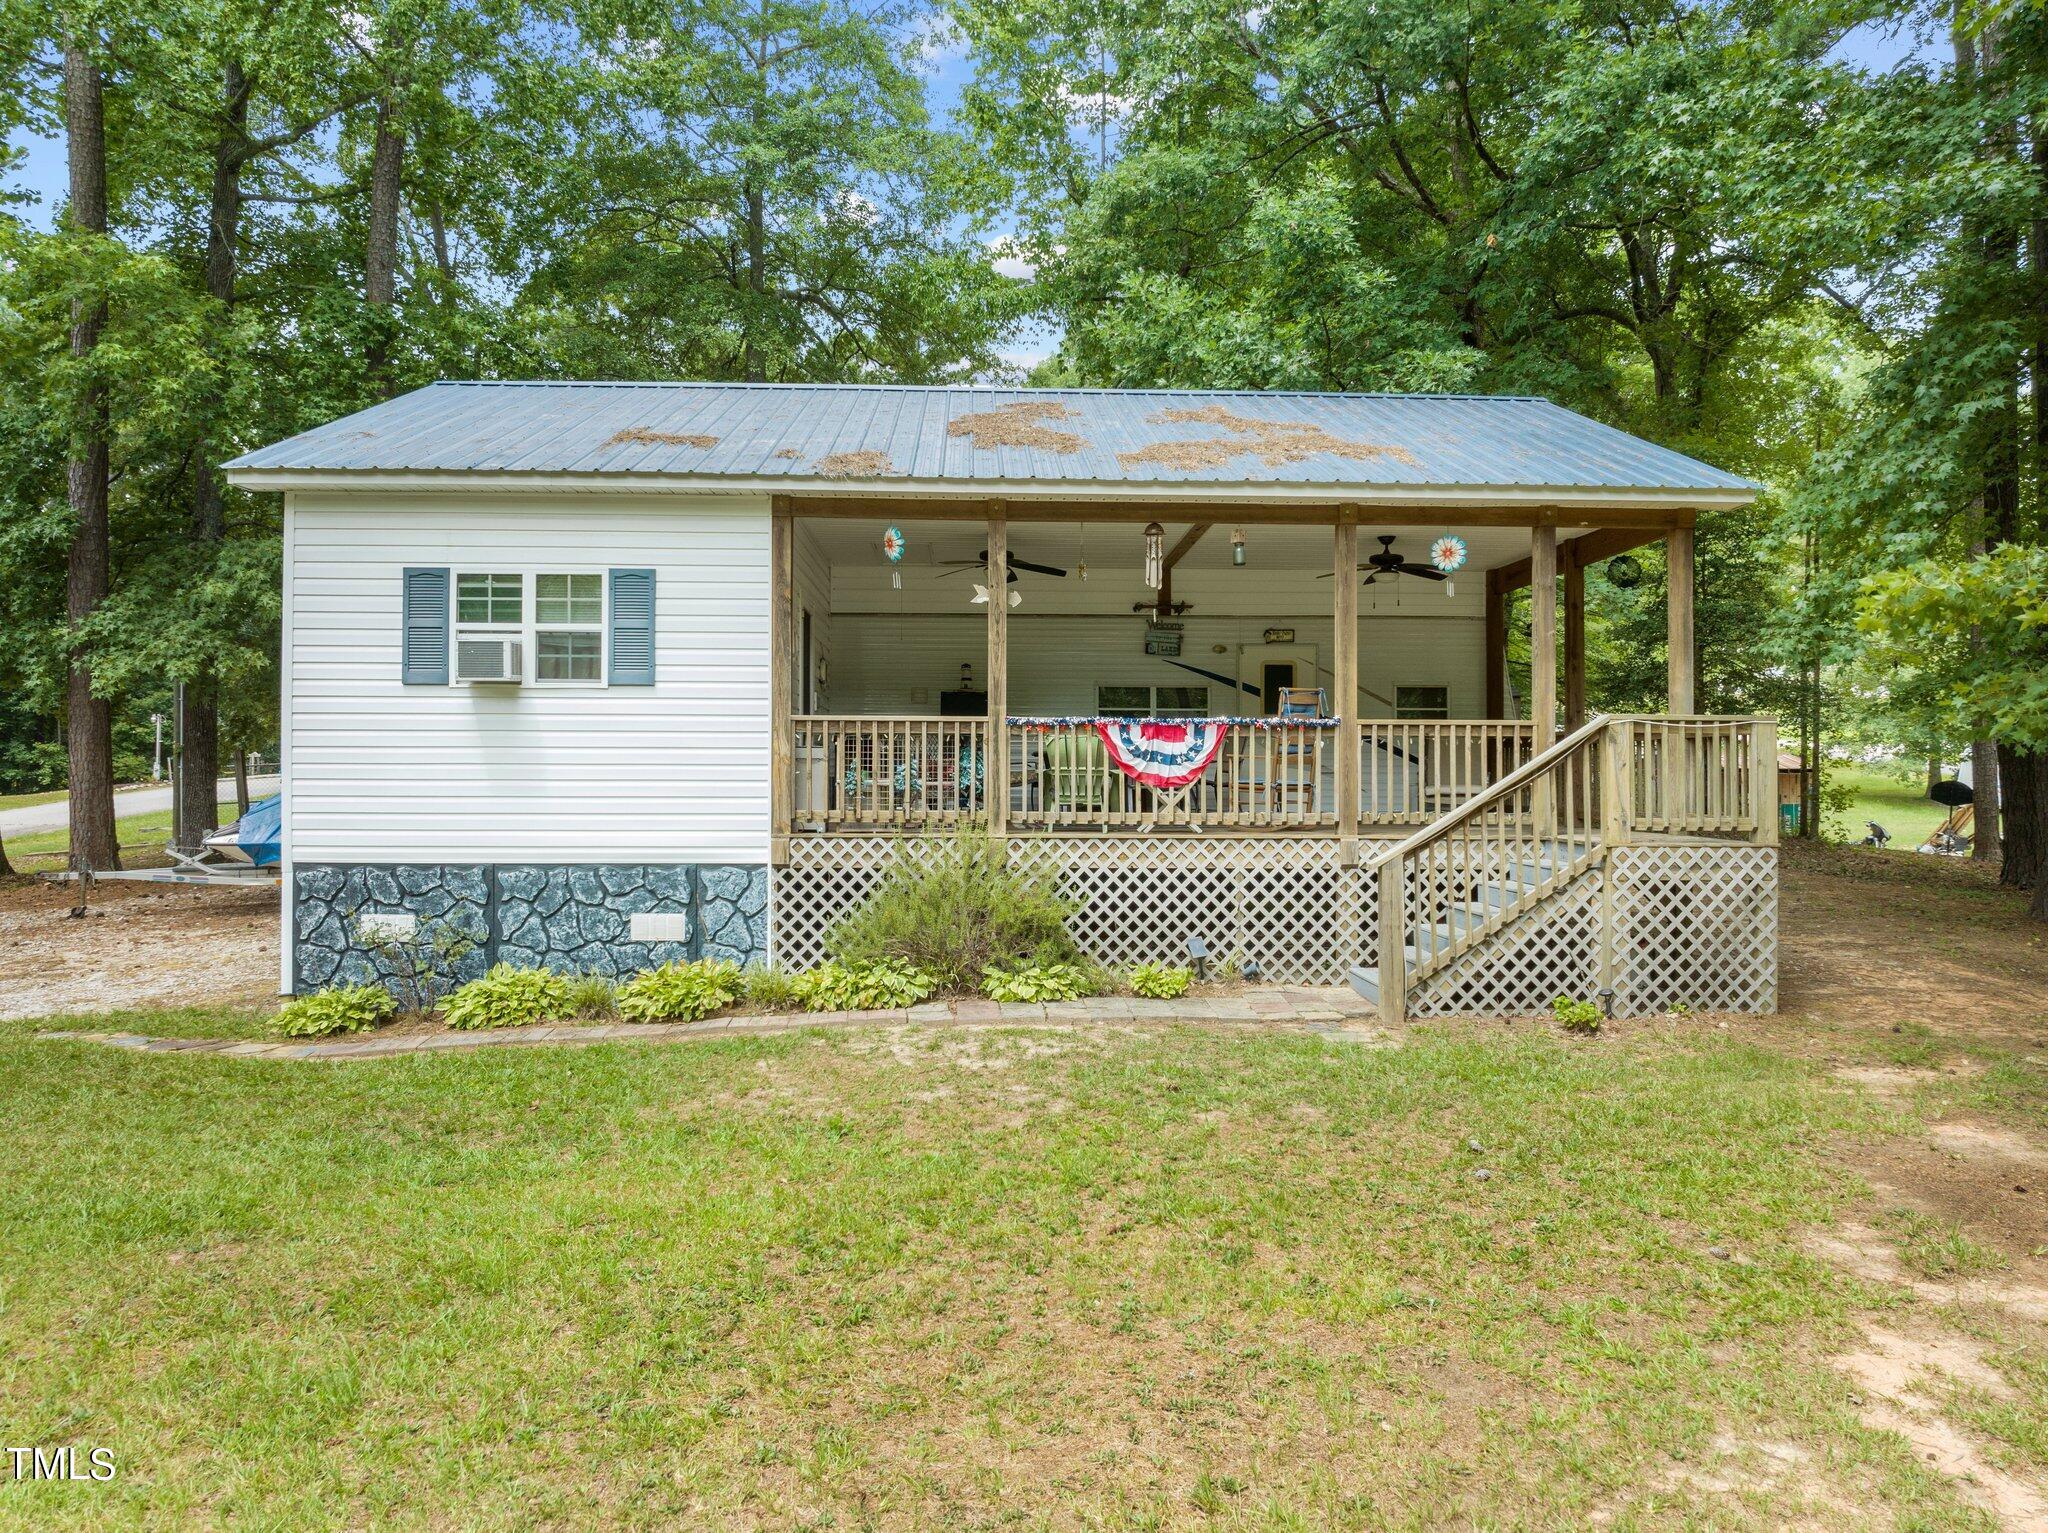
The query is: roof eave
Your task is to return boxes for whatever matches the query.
[224,466,1756,513]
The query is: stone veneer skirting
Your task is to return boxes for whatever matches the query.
[292,863,768,993]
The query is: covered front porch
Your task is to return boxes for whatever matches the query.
[769,503,1725,849]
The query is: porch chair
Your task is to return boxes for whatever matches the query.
[1271,687,1327,817]
[1044,729,1112,819]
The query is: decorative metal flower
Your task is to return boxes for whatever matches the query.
[882,526,906,562]
[1429,534,1469,574]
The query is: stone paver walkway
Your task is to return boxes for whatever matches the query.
[36,987,1389,1061]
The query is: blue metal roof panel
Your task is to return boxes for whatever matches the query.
[224,381,1757,492]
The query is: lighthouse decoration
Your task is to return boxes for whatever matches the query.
[1429,534,1468,597]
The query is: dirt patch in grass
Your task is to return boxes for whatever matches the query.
[0,875,277,1021]
[602,426,719,450]
[813,449,894,477]
[1116,404,1421,472]
[945,399,1087,453]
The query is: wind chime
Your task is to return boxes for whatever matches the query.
[1231,526,1247,567]
[1077,522,1088,582]
[882,524,905,589]
[1143,521,1164,589]
[1429,533,1468,597]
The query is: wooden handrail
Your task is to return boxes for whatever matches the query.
[1367,714,1613,871]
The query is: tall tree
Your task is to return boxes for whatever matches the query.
[62,28,118,870]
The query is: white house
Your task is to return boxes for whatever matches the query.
[226,382,1779,1020]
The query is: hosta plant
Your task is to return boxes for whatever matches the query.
[980,961,1095,1002]
[792,959,936,1011]
[1129,963,1193,1000]
[615,959,743,1023]
[441,964,573,1030]
[269,984,396,1039]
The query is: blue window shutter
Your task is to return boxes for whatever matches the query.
[402,567,450,685]
[609,568,655,685]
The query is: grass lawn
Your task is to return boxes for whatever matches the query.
[0,787,70,812]
[0,1017,2017,1530]
[1830,762,1953,850]
[5,809,178,867]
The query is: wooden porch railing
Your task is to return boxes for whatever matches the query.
[1370,715,1776,1022]
[1011,720,1338,831]
[793,715,988,830]
[1359,720,1541,825]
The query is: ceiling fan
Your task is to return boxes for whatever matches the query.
[1318,535,1449,585]
[935,550,1069,583]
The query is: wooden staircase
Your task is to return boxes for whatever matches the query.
[1353,715,1776,1021]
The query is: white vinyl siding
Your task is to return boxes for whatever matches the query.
[826,612,1485,720]
[286,492,771,863]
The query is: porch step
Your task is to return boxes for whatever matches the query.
[1350,965,1380,1005]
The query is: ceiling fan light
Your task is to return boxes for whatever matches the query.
[1231,527,1246,566]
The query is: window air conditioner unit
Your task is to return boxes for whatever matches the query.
[455,636,523,684]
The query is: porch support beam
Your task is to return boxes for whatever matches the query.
[779,496,1708,530]
[1484,569,1506,719]
[770,507,795,865]
[1564,538,1587,729]
[1530,526,1558,741]
[986,511,1009,841]
[1334,512,1360,859]
[1667,523,1696,715]
[1491,525,1669,594]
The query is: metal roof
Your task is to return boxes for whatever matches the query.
[224,382,1756,495]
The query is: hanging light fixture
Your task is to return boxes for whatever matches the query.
[1143,522,1165,589]
[1078,522,1088,582]
[1231,527,1246,567]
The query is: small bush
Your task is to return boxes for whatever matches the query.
[270,984,396,1039]
[793,958,936,1011]
[1129,963,1193,1000]
[981,961,1095,1002]
[741,964,802,1011]
[564,976,618,1020]
[441,964,573,1030]
[351,914,479,1015]
[826,834,1076,989]
[615,959,742,1023]
[1551,995,1603,1033]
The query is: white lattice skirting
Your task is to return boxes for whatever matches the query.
[1408,844,1777,1017]
[773,837,1371,984]
[773,839,1777,1011]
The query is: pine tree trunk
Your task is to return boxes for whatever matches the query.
[363,92,405,394]
[234,748,250,817]
[0,833,14,877]
[1973,739,2001,861]
[1926,756,1942,796]
[63,36,119,873]
[1998,744,2043,889]
[176,61,250,852]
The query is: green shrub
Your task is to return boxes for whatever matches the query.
[793,959,937,1011]
[981,961,1095,1002]
[564,976,618,1020]
[269,984,396,1039]
[615,959,743,1023]
[1129,963,1193,1000]
[825,834,1076,989]
[1551,995,1603,1033]
[740,964,802,1011]
[441,964,573,1030]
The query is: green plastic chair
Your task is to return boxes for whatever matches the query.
[1044,730,1112,815]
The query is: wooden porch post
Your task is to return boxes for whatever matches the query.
[1334,512,1359,859]
[770,504,795,865]
[1529,526,1558,741]
[1564,539,1587,730]
[1484,569,1506,719]
[986,510,1009,841]
[1667,523,1696,715]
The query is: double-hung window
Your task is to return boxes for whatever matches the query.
[535,573,604,683]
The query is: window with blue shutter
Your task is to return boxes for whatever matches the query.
[609,568,655,685]
[401,567,450,684]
